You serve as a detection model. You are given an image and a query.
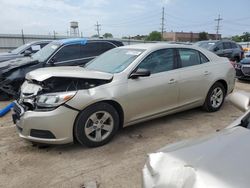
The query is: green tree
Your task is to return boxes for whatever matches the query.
[198,32,208,41]
[91,34,99,38]
[103,33,113,38]
[241,32,250,42]
[232,35,242,42]
[146,31,162,41]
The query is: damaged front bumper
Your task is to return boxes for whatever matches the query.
[235,64,250,80]
[12,101,78,144]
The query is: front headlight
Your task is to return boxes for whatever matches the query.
[36,91,76,108]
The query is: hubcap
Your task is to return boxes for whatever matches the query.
[84,111,114,142]
[210,87,223,108]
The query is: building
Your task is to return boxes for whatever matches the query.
[163,31,221,42]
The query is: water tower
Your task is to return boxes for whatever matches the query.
[70,21,79,37]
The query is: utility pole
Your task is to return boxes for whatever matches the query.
[95,21,101,38]
[161,7,166,41]
[53,30,56,40]
[21,29,25,44]
[215,14,223,40]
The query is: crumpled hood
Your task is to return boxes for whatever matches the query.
[0,57,37,73]
[26,66,113,81]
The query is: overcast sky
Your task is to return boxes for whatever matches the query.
[0,0,249,38]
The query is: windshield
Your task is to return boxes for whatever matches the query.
[32,42,60,62]
[11,43,30,54]
[85,48,144,73]
[197,42,215,50]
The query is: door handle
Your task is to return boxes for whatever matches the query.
[168,79,177,84]
[204,71,210,76]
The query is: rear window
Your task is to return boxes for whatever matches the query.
[178,49,201,67]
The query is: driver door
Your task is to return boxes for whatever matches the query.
[125,49,180,123]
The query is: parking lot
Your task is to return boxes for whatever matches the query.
[0,80,248,188]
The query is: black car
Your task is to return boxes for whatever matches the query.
[0,38,123,97]
[195,40,244,62]
[235,58,250,80]
[0,40,52,62]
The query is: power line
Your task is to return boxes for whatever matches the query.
[215,14,223,40]
[103,11,160,26]
[95,21,101,37]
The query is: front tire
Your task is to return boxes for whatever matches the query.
[203,82,226,112]
[74,102,119,147]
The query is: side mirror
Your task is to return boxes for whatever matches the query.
[49,57,56,65]
[130,68,151,79]
[24,50,32,56]
[229,91,250,112]
[214,47,219,52]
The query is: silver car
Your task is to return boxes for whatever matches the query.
[142,91,250,188]
[12,44,235,147]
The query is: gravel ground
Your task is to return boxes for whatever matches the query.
[0,80,249,188]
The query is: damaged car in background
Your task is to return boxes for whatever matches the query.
[0,40,52,63]
[234,57,250,80]
[12,43,235,147]
[195,40,244,62]
[0,38,123,97]
[143,91,250,188]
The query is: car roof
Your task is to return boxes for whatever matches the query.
[118,43,223,61]
[119,43,205,51]
[28,40,53,45]
[58,38,88,45]
[57,38,123,46]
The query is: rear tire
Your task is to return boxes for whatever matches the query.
[74,102,119,147]
[203,82,226,112]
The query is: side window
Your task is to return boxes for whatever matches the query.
[53,44,81,62]
[231,42,237,49]
[137,49,175,74]
[216,43,224,50]
[40,42,49,49]
[223,42,232,49]
[79,42,115,59]
[200,52,209,64]
[178,49,201,68]
[24,47,32,53]
[100,42,115,53]
[80,43,100,58]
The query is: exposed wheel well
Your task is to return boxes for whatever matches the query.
[215,80,228,94]
[75,100,124,130]
[73,100,124,143]
[102,100,124,129]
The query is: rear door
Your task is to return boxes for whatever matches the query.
[177,48,213,107]
[214,42,224,57]
[223,42,233,59]
[126,49,180,122]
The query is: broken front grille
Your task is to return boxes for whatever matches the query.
[13,102,25,119]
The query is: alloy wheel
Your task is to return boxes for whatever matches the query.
[84,111,114,142]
